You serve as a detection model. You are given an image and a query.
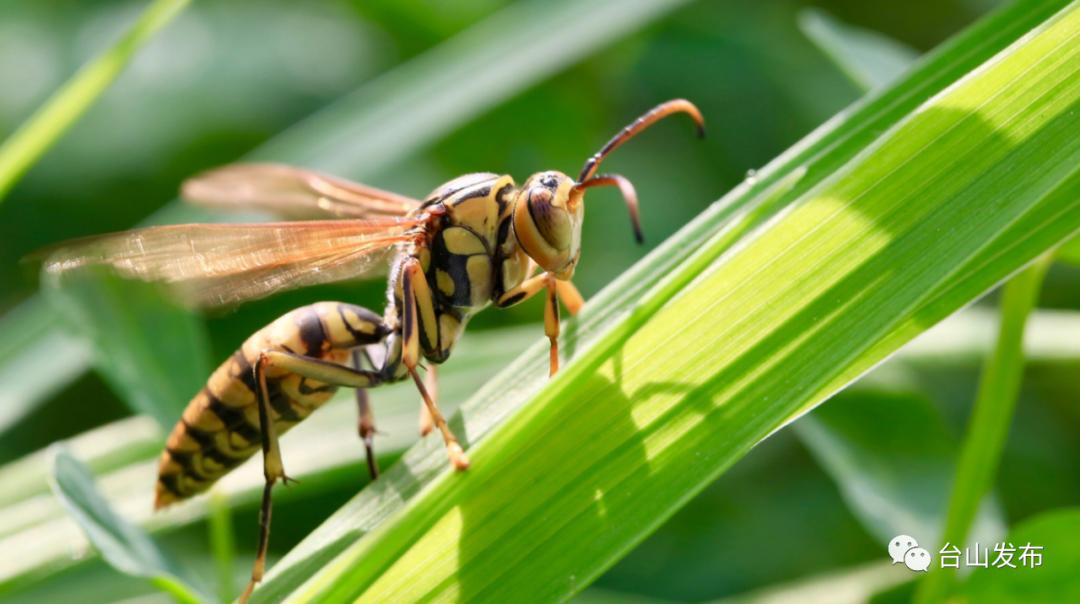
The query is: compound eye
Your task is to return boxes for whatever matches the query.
[527,187,570,250]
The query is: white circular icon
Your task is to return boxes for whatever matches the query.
[905,547,932,572]
[889,534,918,564]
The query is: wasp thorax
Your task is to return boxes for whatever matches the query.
[513,171,583,279]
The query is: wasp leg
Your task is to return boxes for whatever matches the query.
[495,272,568,376]
[418,365,437,437]
[352,349,379,480]
[402,258,469,470]
[241,350,384,603]
[555,280,585,316]
[544,274,561,376]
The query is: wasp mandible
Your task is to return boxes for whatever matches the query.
[46,99,704,600]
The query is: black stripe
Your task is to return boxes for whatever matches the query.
[267,382,300,422]
[298,377,335,396]
[495,183,514,213]
[158,473,182,496]
[167,430,212,481]
[500,291,527,307]
[496,216,512,254]
[337,304,387,345]
[445,253,473,306]
[205,390,261,444]
[455,185,492,202]
[297,308,327,356]
[234,351,255,392]
[493,217,515,298]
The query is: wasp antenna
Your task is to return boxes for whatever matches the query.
[573,174,643,244]
[578,99,705,182]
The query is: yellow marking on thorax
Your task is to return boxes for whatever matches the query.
[501,247,530,294]
[436,269,455,297]
[446,175,511,242]
[443,226,488,255]
[466,255,493,305]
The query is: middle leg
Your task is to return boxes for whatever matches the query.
[418,364,437,437]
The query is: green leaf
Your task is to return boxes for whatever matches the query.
[799,8,919,91]
[255,2,1080,602]
[42,269,211,429]
[1057,230,1080,264]
[0,0,190,201]
[209,492,237,604]
[914,255,1053,604]
[795,388,1005,549]
[959,508,1080,604]
[0,300,91,435]
[48,447,205,603]
[0,0,694,437]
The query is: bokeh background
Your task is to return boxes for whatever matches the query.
[1,0,1077,602]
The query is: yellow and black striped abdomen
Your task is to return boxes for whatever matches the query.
[154,302,387,508]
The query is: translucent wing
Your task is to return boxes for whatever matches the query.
[181,163,421,219]
[45,219,418,308]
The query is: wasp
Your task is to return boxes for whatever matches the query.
[46,99,704,601]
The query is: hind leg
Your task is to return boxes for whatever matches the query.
[241,349,386,603]
[352,349,380,480]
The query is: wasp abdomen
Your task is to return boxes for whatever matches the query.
[154,302,387,508]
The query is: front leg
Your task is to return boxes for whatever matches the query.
[496,272,586,375]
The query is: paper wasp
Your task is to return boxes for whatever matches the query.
[46,99,704,601]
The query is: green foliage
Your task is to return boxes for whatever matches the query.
[44,269,211,429]
[915,256,1053,604]
[799,8,919,90]
[49,448,205,603]
[796,388,1004,547]
[0,0,190,201]
[209,493,237,603]
[960,508,1080,603]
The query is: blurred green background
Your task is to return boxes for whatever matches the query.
[1,0,1077,602]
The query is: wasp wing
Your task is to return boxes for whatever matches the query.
[181,163,421,219]
[44,219,418,309]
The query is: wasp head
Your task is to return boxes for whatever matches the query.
[512,171,584,280]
